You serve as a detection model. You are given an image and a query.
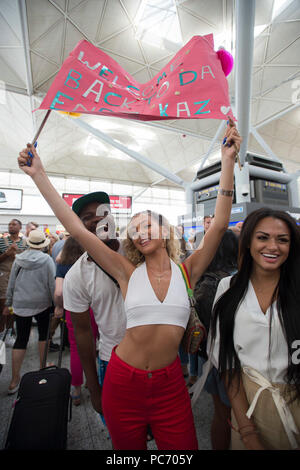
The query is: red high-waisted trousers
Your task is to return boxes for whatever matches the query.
[102,346,198,450]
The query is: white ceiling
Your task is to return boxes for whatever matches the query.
[0,0,299,189]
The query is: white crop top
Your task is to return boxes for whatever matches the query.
[125,260,190,329]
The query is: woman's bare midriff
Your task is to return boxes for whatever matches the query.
[115,324,185,371]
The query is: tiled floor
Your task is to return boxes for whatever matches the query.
[0,326,213,450]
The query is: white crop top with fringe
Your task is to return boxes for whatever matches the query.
[125,260,190,329]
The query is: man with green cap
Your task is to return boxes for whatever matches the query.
[62,191,126,422]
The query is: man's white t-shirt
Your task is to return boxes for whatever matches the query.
[209,276,289,383]
[63,252,126,362]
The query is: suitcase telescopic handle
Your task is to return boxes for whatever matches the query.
[40,365,58,371]
[41,311,52,369]
[41,310,65,369]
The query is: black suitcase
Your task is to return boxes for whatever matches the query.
[4,313,72,450]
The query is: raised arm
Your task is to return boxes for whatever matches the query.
[184,118,241,288]
[18,144,133,287]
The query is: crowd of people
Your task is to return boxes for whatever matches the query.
[0,220,70,351]
[0,116,299,451]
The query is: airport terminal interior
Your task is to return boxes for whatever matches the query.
[0,0,300,451]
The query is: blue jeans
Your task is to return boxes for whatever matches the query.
[97,356,109,426]
[197,356,230,407]
[178,344,198,376]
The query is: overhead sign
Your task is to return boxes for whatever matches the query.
[62,193,84,208]
[0,188,23,210]
[38,35,234,121]
[109,195,132,214]
[62,193,132,214]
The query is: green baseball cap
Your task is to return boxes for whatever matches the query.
[72,191,110,216]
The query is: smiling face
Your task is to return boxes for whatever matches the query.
[128,212,168,256]
[250,216,291,275]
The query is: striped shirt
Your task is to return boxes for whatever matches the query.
[0,236,27,254]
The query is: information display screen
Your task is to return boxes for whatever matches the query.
[0,188,23,210]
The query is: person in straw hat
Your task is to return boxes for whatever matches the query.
[3,230,56,394]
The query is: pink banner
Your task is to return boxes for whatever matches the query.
[39,35,234,121]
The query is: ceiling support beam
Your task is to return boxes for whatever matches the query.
[133,120,214,142]
[248,164,292,184]
[193,120,226,181]
[17,0,33,95]
[190,172,221,192]
[150,145,220,188]
[17,0,36,134]
[250,127,283,164]
[72,117,186,188]
[253,102,300,130]
[235,0,256,166]
[188,164,293,192]
[132,186,149,202]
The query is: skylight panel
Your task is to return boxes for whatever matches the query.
[134,0,183,50]
[272,0,294,20]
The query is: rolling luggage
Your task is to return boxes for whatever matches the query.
[4,313,72,450]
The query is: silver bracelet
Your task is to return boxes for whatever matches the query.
[218,188,234,197]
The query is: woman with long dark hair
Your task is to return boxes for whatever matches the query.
[209,207,300,450]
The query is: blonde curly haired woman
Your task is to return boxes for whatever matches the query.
[18,118,241,450]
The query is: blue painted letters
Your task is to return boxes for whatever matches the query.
[50,91,73,110]
[64,69,82,89]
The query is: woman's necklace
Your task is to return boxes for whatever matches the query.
[147,267,168,285]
